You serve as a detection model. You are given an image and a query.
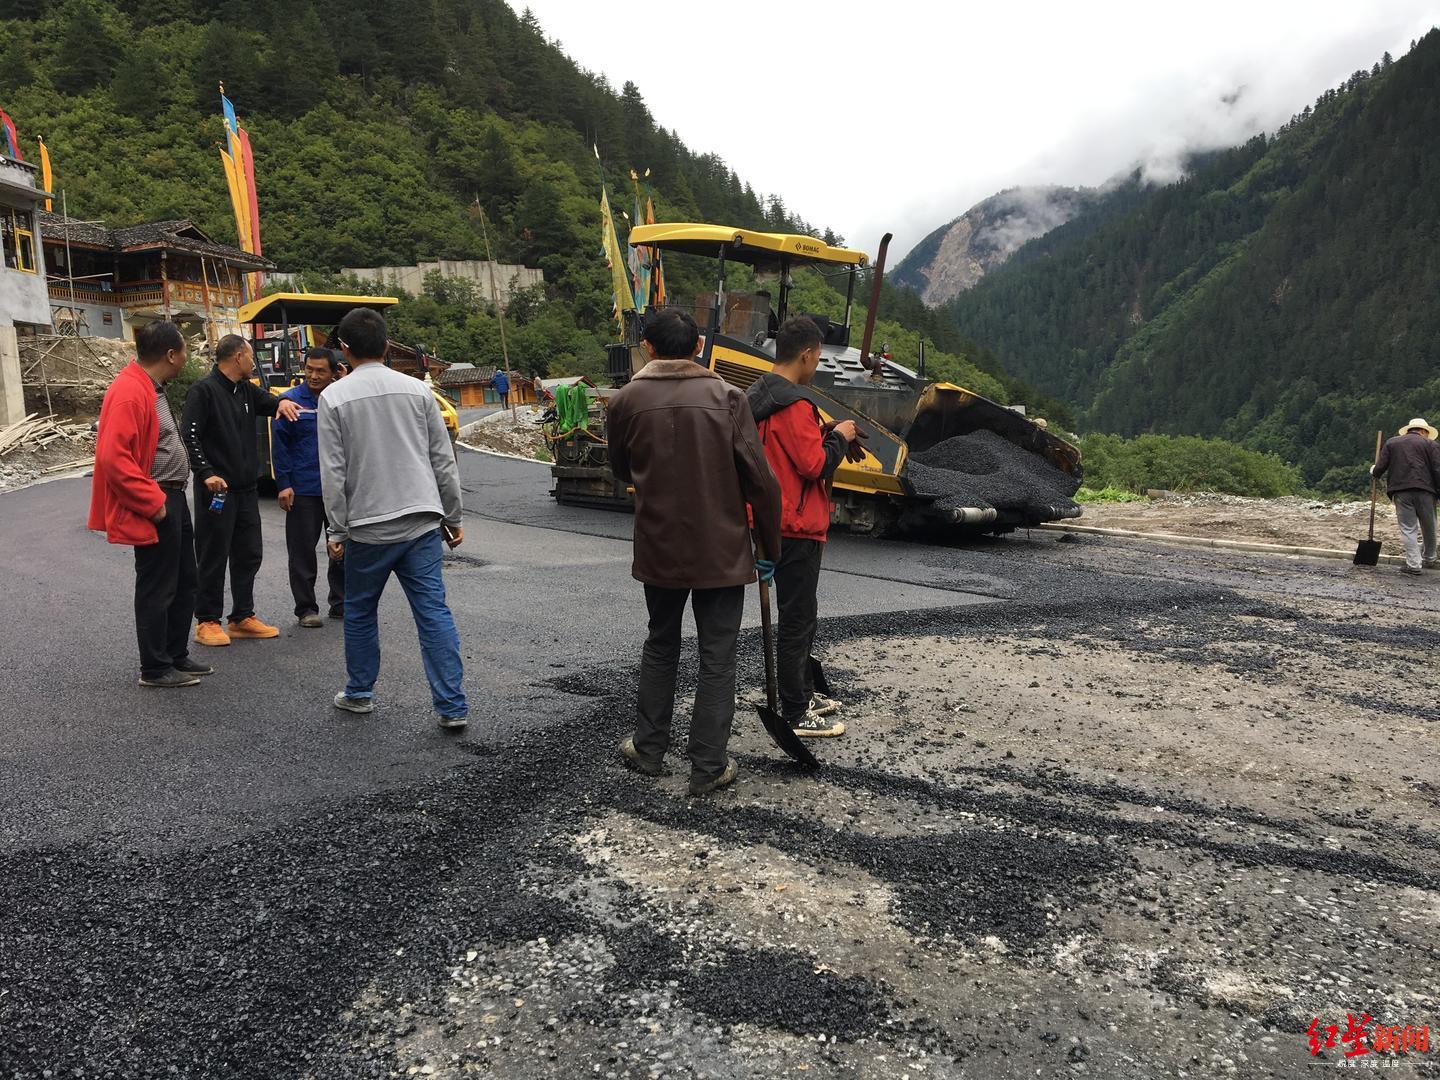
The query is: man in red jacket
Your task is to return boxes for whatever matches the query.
[746,317,861,737]
[89,321,212,688]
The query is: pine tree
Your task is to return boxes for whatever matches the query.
[51,0,116,94]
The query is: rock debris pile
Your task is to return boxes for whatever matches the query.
[904,428,1081,519]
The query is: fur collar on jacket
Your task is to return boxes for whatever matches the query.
[630,358,718,380]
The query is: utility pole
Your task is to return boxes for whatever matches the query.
[476,205,515,421]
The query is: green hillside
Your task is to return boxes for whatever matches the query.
[1,0,816,344]
[0,0,1033,398]
[939,30,1440,490]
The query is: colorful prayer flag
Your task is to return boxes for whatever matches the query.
[221,90,239,136]
[235,127,262,257]
[0,108,22,161]
[645,193,665,307]
[220,147,250,254]
[600,188,636,323]
[38,136,52,212]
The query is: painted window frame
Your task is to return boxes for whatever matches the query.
[1,209,37,273]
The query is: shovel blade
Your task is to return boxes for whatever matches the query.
[756,704,819,768]
[1354,539,1382,566]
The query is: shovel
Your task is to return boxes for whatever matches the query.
[1354,430,1383,566]
[753,540,819,768]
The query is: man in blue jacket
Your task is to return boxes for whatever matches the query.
[273,347,345,627]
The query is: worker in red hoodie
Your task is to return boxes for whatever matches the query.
[89,321,213,688]
[746,316,863,737]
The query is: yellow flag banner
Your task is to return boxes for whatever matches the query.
[600,188,635,322]
[38,137,52,212]
[219,147,250,254]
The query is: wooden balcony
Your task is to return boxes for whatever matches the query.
[46,278,244,314]
[47,281,115,306]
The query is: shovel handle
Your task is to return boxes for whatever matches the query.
[1368,430,1381,541]
[754,535,780,715]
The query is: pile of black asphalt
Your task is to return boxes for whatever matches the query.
[905,429,1081,518]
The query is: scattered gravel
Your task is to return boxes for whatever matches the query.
[458,407,549,459]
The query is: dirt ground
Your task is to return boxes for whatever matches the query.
[458,406,551,460]
[0,428,96,492]
[313,537,1440,1080]
[1080,492,1403,553]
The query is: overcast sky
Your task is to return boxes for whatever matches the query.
[514,1,1440,262]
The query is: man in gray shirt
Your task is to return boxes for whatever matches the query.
[317,307,468,728]
[89,321,212,687]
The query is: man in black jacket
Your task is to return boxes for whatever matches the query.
[182,334,300,646]
[1373,417,1440,576]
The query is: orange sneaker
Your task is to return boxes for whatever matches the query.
[194,620,231,647]
[227,616,280,640]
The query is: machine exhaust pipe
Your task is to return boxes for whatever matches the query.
[858,233,892,376]
[950,507,999,525]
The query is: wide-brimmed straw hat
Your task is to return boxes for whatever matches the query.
[1400,418,1439,440]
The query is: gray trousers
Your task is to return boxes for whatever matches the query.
[1393,491,1437,569]
[633,583,744,784]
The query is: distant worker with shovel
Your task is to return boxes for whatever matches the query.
[1372,417,1440,575]
[606,309,782,795]
[747,317,863,737]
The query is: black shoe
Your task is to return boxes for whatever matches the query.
[689,757,738,796]
[139,668,201,689]
[328,607,344,620]
[298,613,324,628]
[438,714,468,731]
[172,656,214,676]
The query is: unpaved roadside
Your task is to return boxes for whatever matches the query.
[1080,492,1404,554]
[330,547,1440,1079]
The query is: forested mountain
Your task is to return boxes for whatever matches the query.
[0,0,1035,394]
[936,30,1440,491]
[0,0,824,320]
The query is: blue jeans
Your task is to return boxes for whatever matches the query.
[343,529,467,718]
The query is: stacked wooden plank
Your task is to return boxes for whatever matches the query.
[0,413,95,456]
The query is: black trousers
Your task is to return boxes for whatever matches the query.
[286,494,344,616]
[633,583,744,783]
[134,487,197,678]
[193,483,263,623]
[775,537,823,723]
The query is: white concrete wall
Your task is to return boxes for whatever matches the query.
[341,260,544,309]
[0,325,23,427]
[0,264,51,327]
[49,299,127,338]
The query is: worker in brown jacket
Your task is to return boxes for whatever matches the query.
[606,309,783,796]
[1373,417,1440,575]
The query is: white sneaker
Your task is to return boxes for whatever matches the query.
[793,710,845,737]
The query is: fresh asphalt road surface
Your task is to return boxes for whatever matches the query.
[0,450,995,852]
